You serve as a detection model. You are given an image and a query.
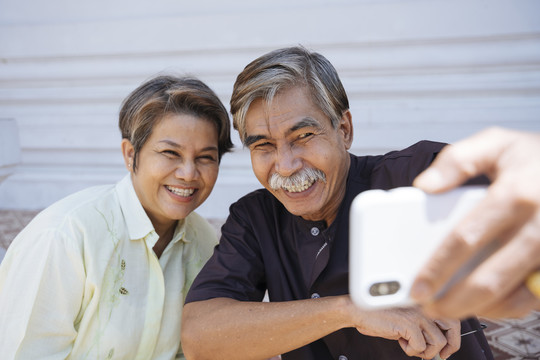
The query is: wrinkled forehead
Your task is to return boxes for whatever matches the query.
[245,87,323,129]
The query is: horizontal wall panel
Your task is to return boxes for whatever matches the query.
[2,1,539,58]
[0,148,260,218]
[1,0,539,219]
[2,34,540,85]
[349,96,540,124]
[352,120,540,154]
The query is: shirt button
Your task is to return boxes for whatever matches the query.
[311,293,320,299]
[310,227,320,236]
[338,356,348,360]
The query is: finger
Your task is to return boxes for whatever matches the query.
[419,322,448,360]
[398,337,429,358]
[435,319,461,359]
[397,338,417,357]
[411,185,536,304]
[397,326,427,357]
[413,129,540,304]
[398,315,448,359]
[411,193,507,304]
[413,127,512,193]
[397,338,415,357]
[479,283,540,319]
[418,211,540,319]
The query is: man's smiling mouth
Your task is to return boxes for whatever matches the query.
[281,178,316,193]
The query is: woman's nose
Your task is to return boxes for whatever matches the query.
[175,160,198,181]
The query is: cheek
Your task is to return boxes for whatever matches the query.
[202,165,219,189]
[250,154,271,183]
[136,168,168,198]
[137,153,164,177]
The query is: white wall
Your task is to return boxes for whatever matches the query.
[1,0,539,218]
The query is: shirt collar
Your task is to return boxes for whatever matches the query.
[116,174,155,242]
[116,174,188,246]
[172,220,188,243]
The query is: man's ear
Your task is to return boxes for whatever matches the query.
[339,110,354,149]
[121,138,135,172]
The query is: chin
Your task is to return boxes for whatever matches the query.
[166,208,194,221]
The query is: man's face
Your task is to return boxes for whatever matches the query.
[244,86,353,225]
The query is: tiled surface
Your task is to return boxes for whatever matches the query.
[0,209,41,250]
[481,313,540,359]
[1,209,539,359]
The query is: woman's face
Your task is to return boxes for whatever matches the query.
[123,113,219,232]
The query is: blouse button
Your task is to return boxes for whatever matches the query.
[310,227,320,236]
[311,293,320,299]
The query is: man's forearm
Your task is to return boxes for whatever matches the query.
[181,296,351,360]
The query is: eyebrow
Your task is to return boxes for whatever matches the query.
[158,139,218,152]
[289,117,322,133]
[244,134,267,148]
[244,117,322,147]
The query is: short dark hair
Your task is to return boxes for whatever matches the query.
[119,75,233,171]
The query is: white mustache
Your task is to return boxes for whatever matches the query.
[268,168,326,190]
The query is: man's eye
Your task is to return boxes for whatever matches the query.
[254,142,273,149]
[299,132,314,140]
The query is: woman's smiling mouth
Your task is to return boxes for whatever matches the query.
[166,185,196,197]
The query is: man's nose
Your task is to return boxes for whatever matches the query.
[275,144,302,177]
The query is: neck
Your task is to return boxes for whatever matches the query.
[153,221,178,258]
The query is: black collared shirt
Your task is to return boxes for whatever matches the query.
[186,141,493,360]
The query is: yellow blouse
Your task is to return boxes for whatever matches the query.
[0,174,218,359]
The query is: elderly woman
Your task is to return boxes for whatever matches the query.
[0,75,233,359]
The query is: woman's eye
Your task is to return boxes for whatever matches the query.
[199,155,217,162]
[162,150,179,157]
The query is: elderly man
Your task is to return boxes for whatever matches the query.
[181,46,493,360]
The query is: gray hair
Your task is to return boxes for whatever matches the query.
[230,46,349,144]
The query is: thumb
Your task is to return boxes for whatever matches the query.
[413,127,511,193]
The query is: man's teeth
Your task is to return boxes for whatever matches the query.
[166,186,195,197]
[283,179,315,193]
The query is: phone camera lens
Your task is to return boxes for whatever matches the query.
[369,281,400,296]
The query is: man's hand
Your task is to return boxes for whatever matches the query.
[348,299,461,359]
[411,127,540,319]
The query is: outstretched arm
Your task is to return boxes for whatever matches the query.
[181,296,460,360]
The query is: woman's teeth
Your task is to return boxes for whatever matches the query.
[166,186,195,197]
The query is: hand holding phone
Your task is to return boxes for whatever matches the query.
[349,186,488,310]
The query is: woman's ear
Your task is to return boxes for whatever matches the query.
[339,110,354,149]
[121,139,135,172]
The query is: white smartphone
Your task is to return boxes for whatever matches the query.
[349,185,488,310]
